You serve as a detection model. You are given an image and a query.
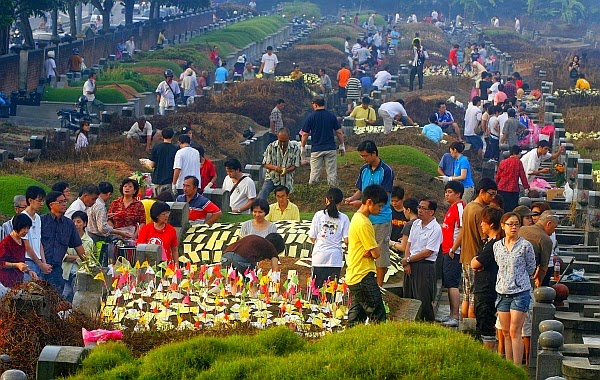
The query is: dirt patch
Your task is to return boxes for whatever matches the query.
[276,44,347,76]
[102,84,141,99]
[131,66,166,76]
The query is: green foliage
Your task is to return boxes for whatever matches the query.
[121,60,183,76]
[339,145,440,176]
[42,88,128,104]
[552,0,586,24]
[356,12,386,26]
[78,342,135,377]
[96,67,153,91]
[0,176,49,216]
[300,38,346,52]
[282,1,321,20]
[309,24,360,39]
[593,161,600,171]
[70,80,146,93]
[67,324,527,380]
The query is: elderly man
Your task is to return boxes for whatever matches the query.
[519,210,559,287]
[176,176,222,225]
[270,99,286,134]
[65,184,100,219]
[1,195,27,240]
[258,128,300,200]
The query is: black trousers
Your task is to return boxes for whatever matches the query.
[404,260,436,321]
[348,272,386,326]
[409,65,424,90]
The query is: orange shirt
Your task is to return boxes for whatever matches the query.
[338,68,351,87]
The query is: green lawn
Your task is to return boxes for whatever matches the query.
[0,176,50,216]
[338,145,439,176]
[42,87,128,104]
[593,161,600,171]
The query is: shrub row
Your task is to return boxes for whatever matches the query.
[41,87,128,104]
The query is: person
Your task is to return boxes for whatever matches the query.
[448,44,459,76]
[20,187,51,282]
[198,70,210,87]
[440,142,475,202]
[501,109,522,147]
[269,99,285,134]
[455,178,498,318]
[45,51,57,83]
[345,72,362,111]
[156,69,180,115]
[471,206,503,349]
[409,39,428,91]
[197,146,217,193]
[518,211,558,288]
[373,65,392,90]
[209,46,220,66]
[232,56,245,80]
[140,191,174,226]
[258,46,278,79]
[1,196,27,240]
[401,198,443,322]
[356,43,371,66]
[422,113,443,143]
[223,158,256,214]
[290,65,303,81]
[147,128,178,196]
[157,29,166,47]
[390,26,400,53]
[265,185,300,222]
[136,201,178,263]
[514,205,535,227]
[74,120,90,152]
[181,68,199,104]
[514,17,521,33]
[346,184,388,326]
[464,96,483,158]
[337,62,351,106]
[568,55,580,87]
[257,128,300,200]
[65,184,99,219]
[61,211,94,302]
[344,140,394,286]
[436,102,463,141]
[496,145,530,213]
[520,140,564,184]
[575,73,590,90]
[309,188,349,288]
[440,181,466,327]
[221,233,284,274]
[494,84,507,106]
[388,186,408,250]
[176,176,221,225]
[116,39,126,59]
[318,68,332,95]
[300,97,345,185]
[83,72,97,102]
[172,134,201,195]
[438,152,455,177]
[485,105,501,161]
[360,72,374,95]
[494,212,536,366]
[243,63,255,81]
[125,35,135,57]
[107,178,146,239]
[68,48,83,73]
[349,96,376,127]
[87,182,132,245]
[378,99,415,134]
[239,198,278,238]
[41,191,86,293]
[125,116,154,153]
[179,125,203,153]
[0,214,35,289]
[215,61,228,82]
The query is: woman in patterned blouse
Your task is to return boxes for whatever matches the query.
[493,211,536,365]
[108,178,146,239]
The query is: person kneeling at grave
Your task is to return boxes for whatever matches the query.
[221,233,285,275]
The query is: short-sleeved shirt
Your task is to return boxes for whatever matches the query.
[521,149,552,183]
[479,80,492,99]
[127,121,153,138]
[45,58,56,78]
[262,140,300,192]
[176,193,221,223]
[390,30,400,44]
[373,70,391,88]
[454,155,474,188]
[436,110,455,125]
[40,213,83,265]
[309,210,350,267]
[337,68,351,87]
[407,219,443,262]
[472,237,500,294]
[345,77,361,100]
[65,198,87,219]
[222,176,256,214]
[349,105,376,127]
[442,201,465,254]
[464,104,482,136]
[422,123,443,143]
[345,213,378,286]
[239,220,277,238]
[356,159,394,224]
[137,223,178,261]
[301,109,341,152]
[22,212,42,260]
[269,107,284,132]
[391,209,408,241]
[173,146,201,189]
[494,237,536,294]
[459,201,485,264]
[200,158,217,190]
[151,142,178,186]
[224,235,278,263]
[107,198,146,230]
[83,79,95,101]
[0,235,27,287]
[156,80,180,107]
[379,102,408,119]
[261,53,278,74]
[496,156,530,193]
[215,67,228,82]
[266,202,300,222]
[502,118,521,147]
[438,153,455,176]
[518,224,552,269]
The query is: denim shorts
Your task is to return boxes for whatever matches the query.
[496,290,531,313]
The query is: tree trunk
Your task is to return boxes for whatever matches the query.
[52,8,58,40]
[125,0,134,26]
[0,26,9,56]
[149,1,156,20]
[68,1,77,36]
[102,1,113,31]
[20,12,34,48]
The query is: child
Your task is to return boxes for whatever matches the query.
[388,186,407,250]
[62,211,95,302]
[346,184,388,326]
[308,188,350,289]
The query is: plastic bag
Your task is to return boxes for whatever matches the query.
[530,177,552,193]
[82,328,123,345]
[564,182,573,202]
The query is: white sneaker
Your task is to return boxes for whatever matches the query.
[435,315,451,323]
[442,318,459,327]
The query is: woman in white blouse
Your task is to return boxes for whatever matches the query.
[75,120,90,152]
[239,198,277,238]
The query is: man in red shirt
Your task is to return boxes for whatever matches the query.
[176,176,221,225]
[337,62,352,107]
[440,181,465,327]
[448,44,459,76]
[198,146,217,192]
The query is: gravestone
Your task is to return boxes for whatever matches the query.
[135,244,162,265]
[36,345,90,380]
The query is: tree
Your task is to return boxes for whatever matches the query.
[90,0,114,30]
[15,0,61,48]
[451,0,498,21]
[551,0,585,24]
[0,0,15,55]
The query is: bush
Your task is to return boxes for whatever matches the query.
[339,145,440,176]
[121,60,183,76]
[300,38,345,52]
[0,176,49,216]
[42,88,128,104]
[71,80,146,93]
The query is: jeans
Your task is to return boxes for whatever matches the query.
[221,252,255,275]
[43,265,66,295]
[309,150,337,185]
[348,273,386,326]
[23,259,42,282]
[409,65,424,90]
[257,179,276,200]
[63,272,76,303]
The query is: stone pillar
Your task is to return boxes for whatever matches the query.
[535,331,563,380]
[19,49,29,91]
[539,320,564,350]
[531,286,557,367]
[36,345,91,379]
[72,272,103,318]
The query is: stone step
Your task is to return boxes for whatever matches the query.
[560,256,600,273]
[556,311,600,344]
[548,200,573,210]
[557,233,586,245]
[559,295,600,314]
[557,274,600,296]
[562,357,600,379]
[561,245,599,253]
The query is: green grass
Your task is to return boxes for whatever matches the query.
[593,161,600,171]
[282,1,321,20]
[42,87,128,104]
[69,80,146,93]
[0,176,50,216]
[121,60,183,76]
[218,211,346,224]
[338,145,439,176]
[300,37,345,52]
[66,323,527,380]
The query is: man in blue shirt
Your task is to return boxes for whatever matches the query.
[344,140,394,286]
[422,113,443,143]
[41,191,85,294]
[215,61,229,82]
[300,97,345,185]
[435,102,463,141]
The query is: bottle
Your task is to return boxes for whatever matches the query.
[553,256,561,281]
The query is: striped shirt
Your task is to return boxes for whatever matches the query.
[345,77,361,100]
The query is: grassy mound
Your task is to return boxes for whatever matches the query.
[0,176,49,216]
[42,88,128,104]
[339,145,440,176]
[66,324,527,380]
[282,1,321,20]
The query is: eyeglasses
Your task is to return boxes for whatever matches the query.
[486,191,498,197]
[503,223,520,227]
[417,206,432,210]
[15,205,27,210]
[53,199,68,205]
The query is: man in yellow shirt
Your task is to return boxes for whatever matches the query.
[349,96,377,127]
[346,184,388,326]
[290,64,303,80]
[575,74,591,90]
[265,185,300,221]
